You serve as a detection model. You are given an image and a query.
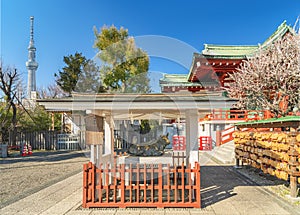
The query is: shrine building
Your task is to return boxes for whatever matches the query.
[160,21,293,93]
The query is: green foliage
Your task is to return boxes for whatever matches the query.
[18,106,63,131]
[139,120,161,135]
[140,120,151,134]
[55,52,88,95]
[94,25,150,93]
[75,60,105,93]
[52,113,62,130]
[18,105,52,131]
[94,26,128,51]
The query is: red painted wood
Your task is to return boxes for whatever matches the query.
[82,162,201,208]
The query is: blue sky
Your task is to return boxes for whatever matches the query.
[1,0,300,92]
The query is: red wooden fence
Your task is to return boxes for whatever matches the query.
[200,109,267,121]
[199,136,212,151]
[172,135,186,150]
[83,161,201,208]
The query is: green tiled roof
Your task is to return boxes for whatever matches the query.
[235,116,300,128]
[202,45,258,59]
[160,74,188,82]
[160,21,295,90]
[159,73,221,88]
[261,20,294,48]
[159,74,203,87]
[201,21,294,59]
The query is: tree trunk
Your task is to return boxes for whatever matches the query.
[121,81,126,93]
[10,101,17,146]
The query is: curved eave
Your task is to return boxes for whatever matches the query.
[202,54,248,59]
[160,82,203,87]
[37,93,237,112]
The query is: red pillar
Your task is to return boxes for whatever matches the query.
[216,125,221,147]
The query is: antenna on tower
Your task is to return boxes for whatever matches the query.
[30,16,34,41]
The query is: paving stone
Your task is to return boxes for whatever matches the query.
[230,201,265,215]
[66,210,92,215]
[210,201,239,215]
[114,209,141,215]
[89,209,116,215]
[254,200,292,215]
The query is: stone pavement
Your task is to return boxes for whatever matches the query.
[1,152,299,215]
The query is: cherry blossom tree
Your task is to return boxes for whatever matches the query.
[227,32,300,117]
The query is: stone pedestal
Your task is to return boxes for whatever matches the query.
[0,144,8,158]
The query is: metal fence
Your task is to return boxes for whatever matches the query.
[8,130,83,151]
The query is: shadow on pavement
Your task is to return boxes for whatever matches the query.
[0,150,89,165]
[200,165,287,208]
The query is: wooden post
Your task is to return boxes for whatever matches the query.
[288,132,299,198]
[235,158,240,168]
[51,112,55,131]
[61,113,65,133]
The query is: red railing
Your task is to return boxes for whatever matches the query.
[221,126,235,145]
[172,135,186,150]
[83,162,201,208]
[221,127,254,145]
[200,109,269,121]
[199,136,212,151]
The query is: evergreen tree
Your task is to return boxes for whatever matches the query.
[94,25,150,93]
[75,60,105,93]
[55,52,87,95]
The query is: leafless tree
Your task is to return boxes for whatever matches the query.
[38,83,67,99]
[227,32,300,117]
[0,64,21,143]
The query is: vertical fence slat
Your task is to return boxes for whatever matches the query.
[105,163,110,203]
[113,166,117,203]
[129,163,132,203]
[181,162,185,203]
[87,162,93,202]
[120,164,125,205]
[150,164,154,203]
[188,163,192,203]
[158,164,163,205]
[196,163,201,207]
[137,164,140,203]
[99,163,103,203]
[174,163,177,203]
[167,164,170,203]
[144,164,147,203]
[82,163,88,207]
[91,164,95,203]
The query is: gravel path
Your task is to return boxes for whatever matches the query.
[0,150,89,208]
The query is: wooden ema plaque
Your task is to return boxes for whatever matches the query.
[85,131,103,145]
[85,115,104,132]
[85,115,104,145]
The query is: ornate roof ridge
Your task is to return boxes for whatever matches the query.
[261,20,294,48]
[203,44,258,48]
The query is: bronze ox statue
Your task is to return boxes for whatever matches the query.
[127,133,170,156]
